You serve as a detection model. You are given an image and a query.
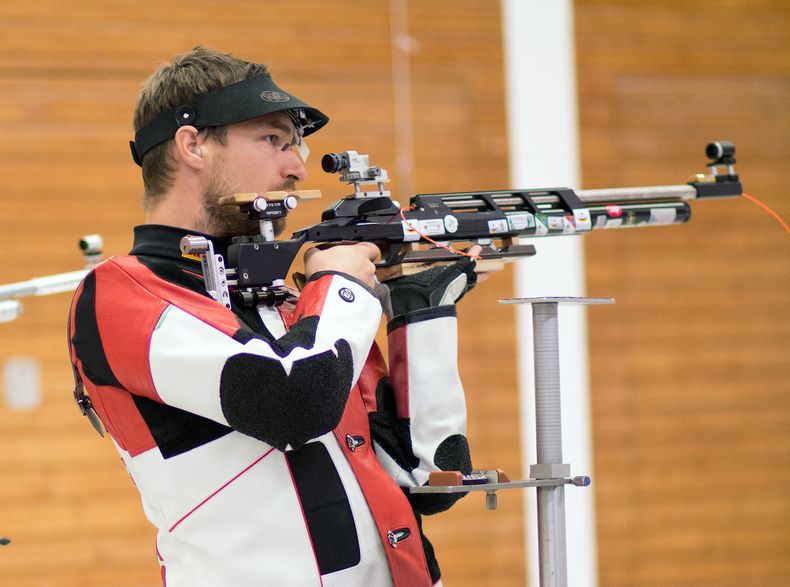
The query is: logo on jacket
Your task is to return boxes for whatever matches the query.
[338,287,355,302]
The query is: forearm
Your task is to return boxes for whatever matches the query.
[370,306,472,515]
[154,272,382,450]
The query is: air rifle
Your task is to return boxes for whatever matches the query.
[182,141,742,309]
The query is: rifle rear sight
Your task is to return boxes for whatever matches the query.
[321,150,391,199]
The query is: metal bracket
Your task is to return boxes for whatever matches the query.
[410,475,591,510]
[180,236,231,309]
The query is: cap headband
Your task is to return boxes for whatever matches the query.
[130,74,329,166]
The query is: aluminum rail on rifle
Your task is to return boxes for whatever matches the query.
[196,141,741,309]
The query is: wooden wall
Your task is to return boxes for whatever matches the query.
[0,1,787,586]
[577,0,790,585]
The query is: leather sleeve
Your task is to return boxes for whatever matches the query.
[367,305,472,514]
[69,257,382,451]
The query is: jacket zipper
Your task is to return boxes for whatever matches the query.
[387,527,411,548]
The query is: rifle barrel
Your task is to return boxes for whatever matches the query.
[577,184,697,204]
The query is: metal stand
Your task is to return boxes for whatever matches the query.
[500,296,614,586]
[410,296,613,586]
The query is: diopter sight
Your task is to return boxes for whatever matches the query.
[321,150,390,199]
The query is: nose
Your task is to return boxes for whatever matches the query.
[283,147,308,182]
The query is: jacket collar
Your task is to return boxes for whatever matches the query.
[130,224,232,263]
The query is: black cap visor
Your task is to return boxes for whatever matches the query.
[130,74,328,166]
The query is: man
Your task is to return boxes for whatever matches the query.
[68,47,477,586]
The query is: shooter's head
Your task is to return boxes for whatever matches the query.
[131,46,328,214]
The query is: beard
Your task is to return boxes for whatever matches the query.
[197,159,291,238]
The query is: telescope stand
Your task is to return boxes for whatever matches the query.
[411,295,612,587]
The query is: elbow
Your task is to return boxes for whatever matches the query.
[411,434,473,515]
[219,340,354,450]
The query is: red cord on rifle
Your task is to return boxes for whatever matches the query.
[742,193,790,235]
[399,206,481,259]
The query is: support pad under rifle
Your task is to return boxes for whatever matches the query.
[375,239,536,281]
[413,469,591,511]
[375,256,506,282]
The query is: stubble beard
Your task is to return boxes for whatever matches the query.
[198,160,292,238]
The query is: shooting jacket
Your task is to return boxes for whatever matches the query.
[67,224,471,587]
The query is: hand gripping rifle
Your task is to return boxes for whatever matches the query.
[182,141,742,309]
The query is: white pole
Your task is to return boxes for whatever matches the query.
[501,1,598,586]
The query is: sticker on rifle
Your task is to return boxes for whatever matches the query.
[563,216,576,234]
[401,220,420,242]
[573,209,592,231]
[487,219,509,234]
[548,217,564,231]
[419,218,445,236]
[535,217,549,236]
[606,205,622,218]
[506,213,534,231]
[649,208,677,225]
[444,214,459,233]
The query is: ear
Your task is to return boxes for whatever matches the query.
[172,126,205,170]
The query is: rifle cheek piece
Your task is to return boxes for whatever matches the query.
[129,74,329,166]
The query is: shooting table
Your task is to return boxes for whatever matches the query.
[411,296,614,587]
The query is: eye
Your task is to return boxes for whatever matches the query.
[262,131,297,151]
[263,134,281,147]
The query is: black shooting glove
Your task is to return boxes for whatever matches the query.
[378,255,478,318]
